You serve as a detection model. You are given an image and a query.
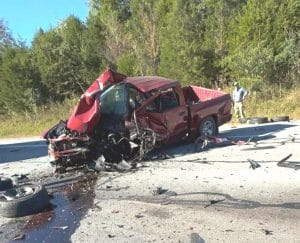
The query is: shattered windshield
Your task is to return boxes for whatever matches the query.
[100,83,128,115]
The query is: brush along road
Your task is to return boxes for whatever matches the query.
[0,121,300,242]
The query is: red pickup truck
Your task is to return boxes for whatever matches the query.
[127,76,232,144]
[43,70,232,171]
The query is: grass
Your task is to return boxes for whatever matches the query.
[231,85,300,122]
[0,99,78,138]
[0,86,299,138]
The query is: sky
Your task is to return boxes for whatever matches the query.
[0,0,89,46]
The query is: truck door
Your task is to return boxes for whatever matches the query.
[159,88,188,142]
[143,88,188,143]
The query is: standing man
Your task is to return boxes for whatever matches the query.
[232,81,248,119]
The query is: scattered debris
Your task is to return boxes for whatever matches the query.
[289,135,295,142]
[152,187,169,195]
[204,199,225,208]
[94,203,102,210]
[150,153,174,160]
[0,184,49,218]
[114,160,132,171]
[152,187,178,197]
[108,234,115,238]
[13,234,26,240]
[248,159,261,170]
[52,226,69,230]
[263,229,273,235]
[135,214,144,219]
[165,191,178,196]
[277,154,300,170]
[194,135,252,152]
[277,154,292,164]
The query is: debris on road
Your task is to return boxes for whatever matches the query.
[248,159,261,170]
[11,174,30,186]
[0,184,49,218]
[277,154,300,170]
[204,199,225,208]
[134,214,144,219]
[152,187,169,195]
[277,154,292,164]
[263,229,273,235]
[13,234,26,241]
[52,226,69,230]
[194,135,252,152]
[114,160,132,171]
[149,153,174,161]
[289,135,295,142]
[94,201,102,211]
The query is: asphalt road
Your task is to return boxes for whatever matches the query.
[0,121,299,242]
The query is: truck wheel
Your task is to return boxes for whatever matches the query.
[199,116,217,136]
[0,184,49,218]
[270,116,290,122]
[249,117,268,124]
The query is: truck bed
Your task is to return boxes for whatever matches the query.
[182,85,227,104]
[182,85,232,130]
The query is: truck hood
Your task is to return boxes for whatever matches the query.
[66,69,127,134]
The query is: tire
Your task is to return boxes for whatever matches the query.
[249,117,268,124]
[270,116,290,122]
[239,118,249,124]
[0,184,49,218]
[0,177,13,191]
[199,116,217,136]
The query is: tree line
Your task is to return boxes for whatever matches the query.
[0,0,299,114]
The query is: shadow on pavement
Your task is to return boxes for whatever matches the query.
[220,122,297,138]
[0,140,48,163]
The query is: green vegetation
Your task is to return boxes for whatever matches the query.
[0,99,77,138]
[0,1,299,137]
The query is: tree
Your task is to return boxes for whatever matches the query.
[226,0,300,86]
[126,0,169,75]
[0,19,14,52]
[31,16,88,100]
[0,46,42,114]
[92,0,131,67]
[159,0,208,86]
[82,12,107,82]
[201,0,246,87]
